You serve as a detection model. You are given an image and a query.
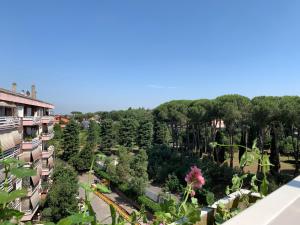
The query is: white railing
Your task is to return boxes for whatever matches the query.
[42,131,54,139]
[0,145,20,161]
[0,175,14,192]
[23,116,41,125]
[0,117,20,130]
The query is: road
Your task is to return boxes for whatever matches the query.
[78,173,138,223]
[78,173,112,224]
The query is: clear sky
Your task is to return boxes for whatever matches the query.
[1,1,300,114]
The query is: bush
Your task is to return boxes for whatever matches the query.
[94,166,115,182]
[95,184,111,193]
[164,173,182,193]
[138,195,161,213]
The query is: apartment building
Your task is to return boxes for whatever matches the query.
[0,83,55,222]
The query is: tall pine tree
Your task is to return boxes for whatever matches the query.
[61,119,80,162]
[86,120,100,150]
[137,119,153,149]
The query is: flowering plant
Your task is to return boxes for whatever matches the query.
[153,166,205,225]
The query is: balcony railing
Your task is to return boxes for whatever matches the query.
[0,117,20,130]
[22,116,41,126]
[0,175,14,192]
[22,138,41,150]
[41,132,54,141]
[42,146,54,158]
[8,198,21,210]
[0,145,20,161]
[41,116,54,124]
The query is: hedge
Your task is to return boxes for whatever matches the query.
[93,167,116,183]
[138,195,161,213]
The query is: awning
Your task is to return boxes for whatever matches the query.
[30,189,40,209]
[37,165,42,176]
[0,101,16,108]
[12,130,22,145]
[19,151,31,162]
[31,171,40,186]
[32,147,42,161]
[0,130,16,151]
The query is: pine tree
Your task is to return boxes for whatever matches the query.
[86,120,100,150]
[115,147,132,190]
[119,118,138,147]
[130,149,149,195]
[61,119,80,162]
[42,160,78,222]
[100,119,115,151]
[72,144,93,172]
[137,120,153,149]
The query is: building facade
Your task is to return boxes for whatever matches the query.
[0,83,55,222]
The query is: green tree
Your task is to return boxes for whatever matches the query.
[43,160,78,222]
[137,119,153,149]
[115,147,133,190]
[71,144,94,172]
[130,149,149,195]
[216,95,250,168]
[100,119,115,151]
[119,118,138,147]
[53,123,63,140]
[61,119,80,162]
[86,120,100,150]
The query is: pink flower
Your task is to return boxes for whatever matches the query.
[190,190,196,197]
[185,166,205,189]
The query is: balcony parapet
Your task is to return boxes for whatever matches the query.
[0,117,20,130]
[22,138,42,150]
[0,145,20,161]
[42,146,54,158]
[41,116,54,124]
[0,175,15,192]
[22,116,41,126]
[41,132,54,141]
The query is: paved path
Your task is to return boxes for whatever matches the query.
[78,173,138,223]
[78,174,112,224]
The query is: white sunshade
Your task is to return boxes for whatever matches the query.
[0,101,16,108]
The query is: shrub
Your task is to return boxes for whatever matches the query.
[164,173,182,193]
[138,195,161,213]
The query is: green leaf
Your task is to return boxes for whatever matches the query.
[57,213,94,225]
[6,189,28,203]
[206,191,215,206]
[209,142,218,148]
[10,168,36,178]
[260,177,269,196]
[110,205,116,225]
[79,182,93,193]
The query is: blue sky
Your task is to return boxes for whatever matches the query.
[1,1,300,114]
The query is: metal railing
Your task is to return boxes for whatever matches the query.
[0,145,20,161]
[0,117,20,130]
[23,116,41,125]
[0,175,14,192]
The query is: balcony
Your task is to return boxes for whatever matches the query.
[42,167,53,176]
[42,157,54,176]
[22,116,41,126]
[41,116,54,124]
[22,138,42,150]
[21,199,39,222]
[42,145,54,158]
[0,175,15,192]
[41,132,54,141]
[0,117,20,130]
[223,175,300,225]
[0,145,20,161]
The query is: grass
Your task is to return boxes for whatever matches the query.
[228,151,295,175]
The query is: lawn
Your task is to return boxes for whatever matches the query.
[229,151,295,175]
